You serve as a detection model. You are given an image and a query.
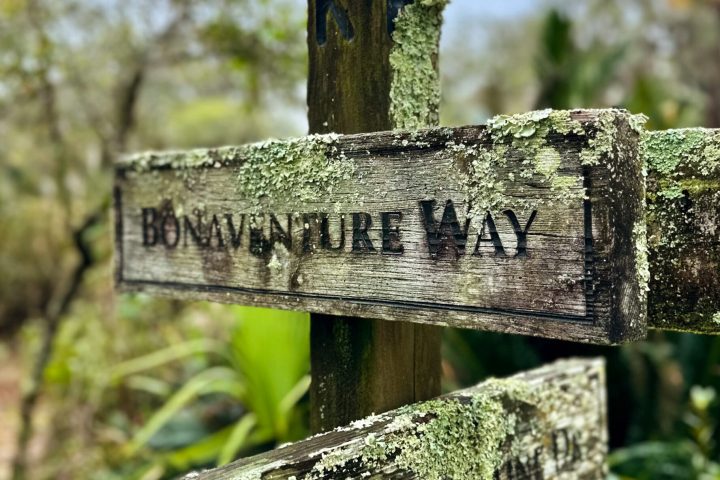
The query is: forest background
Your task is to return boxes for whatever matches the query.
[0,0,719,479]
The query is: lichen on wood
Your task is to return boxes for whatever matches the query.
[116,111,647,344]
[389,0,449,130]
[120,133,356,212]
[189,358,607,480]
[642,128,720,334]
[449,109,644,220]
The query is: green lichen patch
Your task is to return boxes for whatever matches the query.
[235,135,355,210]
[488,109,584,140]
[642,128,720,248]
[389,0,448,130]
[303,360,605,479]
[120,133,356,212]
[309,378,530,480]
[450,109,636,218]
[643,128,720,333]
[643,128,720,178]
[187,360,604,479]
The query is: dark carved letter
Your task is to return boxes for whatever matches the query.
[381,212,403,255]
[504,210,537,258]
[420,199,470,258]
[249,215,270,257]
[183,211,206,247]
[303,214,320,253]
[225,213,245,249]
[352,213,376,253]
[160,211,180,249]
[305,213,345,252]
[270,214,292,250]
[321,214,345,251]
[141,208,158,246]
[316,0,354,45]
[473,212,506,257]
[207,214,225,248]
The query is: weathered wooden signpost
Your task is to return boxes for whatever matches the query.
[113,1,720,479]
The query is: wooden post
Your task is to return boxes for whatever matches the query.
[306,0,445,432]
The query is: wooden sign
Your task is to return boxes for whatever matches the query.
[185,358,607,479]
[115,109,647,344]
[644,128,720,334]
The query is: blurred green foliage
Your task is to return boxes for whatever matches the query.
[3,0,720,479]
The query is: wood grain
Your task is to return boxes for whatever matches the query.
[306,0,442,434]
[645,129,720,334]
[114,110,646,344]
[184,358,608,480]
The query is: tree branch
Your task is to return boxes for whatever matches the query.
[11,203,106,480]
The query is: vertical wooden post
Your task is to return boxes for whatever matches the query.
[307,0,446,432]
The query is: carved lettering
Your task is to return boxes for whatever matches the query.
[316,0,354,45]
[381,211,403,255]
[207,214,225,248]
[321,214,345,251]
[473,212,506,257]
[160,211,180,249]
[493,428,584,479]
[141,208,159,246]
[303,214,321,253]
[304,213,345,252]
[183,212,206,248]
[225,213,245,249]
[137,200,538,260]
[504,210,537,257]
[495,446,544,480]
[249,215,269,257]
[270,214,292,250]
[552,428,583,470]
[420,199,470,258]
[249,214,292,257]
[352,212,376,253]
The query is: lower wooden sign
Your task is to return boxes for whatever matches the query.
[115,109,647,344]
[185,358,607,479]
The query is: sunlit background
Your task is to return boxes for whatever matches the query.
[1,0,719,479]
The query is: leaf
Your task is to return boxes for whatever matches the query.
[163,425,234,472]
[110,339,229,383]
[218,413,257,466]
[125,375,172,397]
[228,306,309,440]
[127,366,244,455]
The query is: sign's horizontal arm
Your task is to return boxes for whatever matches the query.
[644,128,720,334]
[114,109,647,344]
[184,358,607,480]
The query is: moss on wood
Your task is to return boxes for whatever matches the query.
[186,358,605,480]
[643,128,720,334]
[389,0,448,129]
[121,134,356,212]
[449,109,644,219]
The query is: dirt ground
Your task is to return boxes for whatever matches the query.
[0,346,19,480]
